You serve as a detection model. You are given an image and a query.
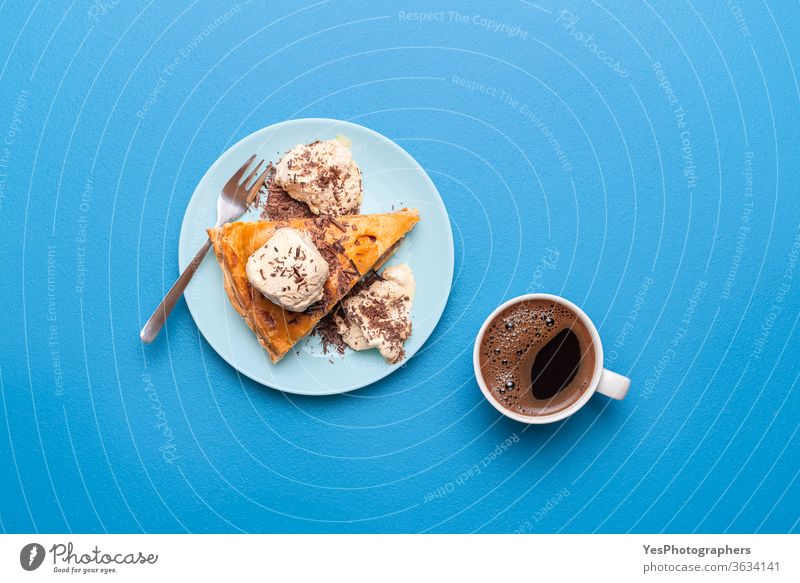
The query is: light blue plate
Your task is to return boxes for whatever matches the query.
[178,118,454,395]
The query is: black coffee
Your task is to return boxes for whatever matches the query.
[478,299,596,416]
[530,328,581,399]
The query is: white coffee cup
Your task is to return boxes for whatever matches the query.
[473,293,630,424]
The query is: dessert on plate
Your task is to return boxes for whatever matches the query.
[208,209,419,363]
[209,136,420,365]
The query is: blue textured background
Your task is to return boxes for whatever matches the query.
[1,0,798,533]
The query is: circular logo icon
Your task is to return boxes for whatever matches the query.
[20,543,46,571]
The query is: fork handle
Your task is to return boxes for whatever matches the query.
[140,238,213,343]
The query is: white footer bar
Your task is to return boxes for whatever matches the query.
[1,534,796,582]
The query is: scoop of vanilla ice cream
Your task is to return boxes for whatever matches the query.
[246,227,329,312]
[334,264,415,363]
[273,139,362,216]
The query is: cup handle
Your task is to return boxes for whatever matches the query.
[596,369,631,400]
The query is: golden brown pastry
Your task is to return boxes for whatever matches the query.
[208,209,419,362]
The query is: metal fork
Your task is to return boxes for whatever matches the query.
[140,154,269,343]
